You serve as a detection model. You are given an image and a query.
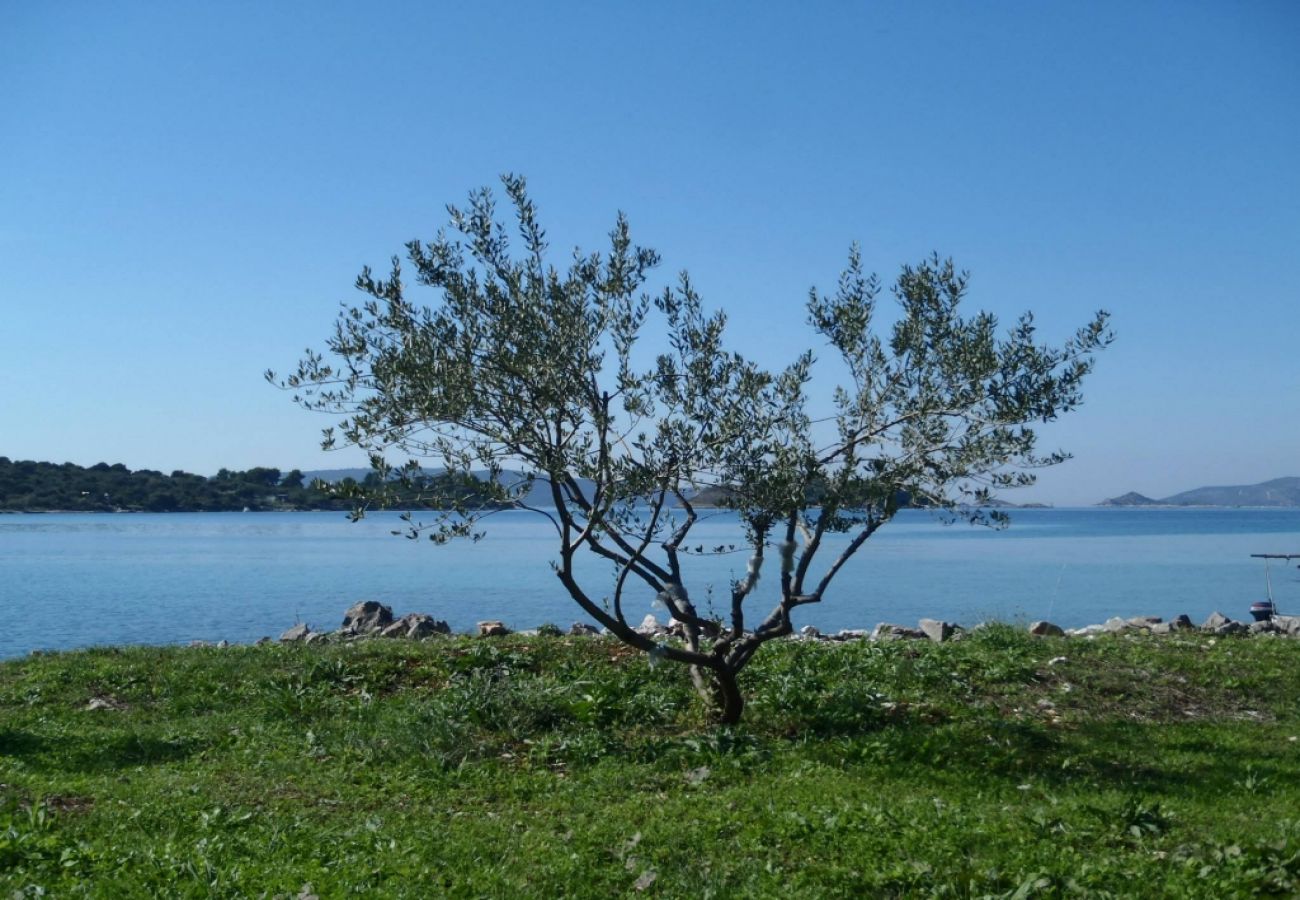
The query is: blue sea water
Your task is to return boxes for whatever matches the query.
[2,508,1299,659]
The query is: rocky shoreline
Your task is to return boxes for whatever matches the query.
[228,600,1300,649]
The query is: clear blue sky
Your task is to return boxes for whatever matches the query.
[3,2,1297,505]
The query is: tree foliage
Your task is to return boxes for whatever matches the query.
[275,176,1111,723]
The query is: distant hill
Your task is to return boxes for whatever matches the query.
[1099,491,1160,507]
[1100,477,1300,507]
[1163,477,1300,507]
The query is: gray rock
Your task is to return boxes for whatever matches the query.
[799,625,822,639]
[1028,620,1065,637]
[341,600,394,635]
[379,613,450,639]
[1149,622,1175,635]
[1102,616,1134,633]
[836,628,872,641]
[1248,620,1278,635]
[189,640,212,648]
[871,623,924,641]
[1202,611,1231,631]
[407,614,451,639]
[304,631,329,645]
[1128,616,1163,628]
[378,620,409,639]
[569,622,599,636]
[1214,620,1248,636]
[918,618,956,643]
[279,623,311,643]
[1271,615,1300,636]
[477,620,511,637]
[1172,614,1195,631]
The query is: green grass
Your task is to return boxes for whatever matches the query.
[3,628,1300,897]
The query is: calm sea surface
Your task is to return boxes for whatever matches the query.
[3,508,1299,659]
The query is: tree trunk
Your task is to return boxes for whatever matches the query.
[713,668,745,726]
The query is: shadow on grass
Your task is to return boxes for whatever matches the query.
[0,728,197,773]
[772,713,1300,799]
[0,729,48,758]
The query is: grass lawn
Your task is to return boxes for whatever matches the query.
[3,626,1299,897]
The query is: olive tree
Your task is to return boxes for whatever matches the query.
[272,175,1111,724]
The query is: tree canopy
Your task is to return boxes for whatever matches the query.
[275,176,1111,723]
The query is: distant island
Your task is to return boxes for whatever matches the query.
[0,458,498,513]
[1099,476,1300,508]
[3,458,1058,513]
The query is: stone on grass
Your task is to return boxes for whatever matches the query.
[85,696,127,711]
[800,625,821,640]
[569,622,599,636]
[1202,611,1231,631]
[635,614,663,636]
[378,620,408,639]
[1214,620,1248,636]
[1272,615,1300,636]
[279,623,311,643]
[918,618,956,643]
[477,620,511,637]
[1029,620,1065,637]
[341,600,394,635]
[408,614,451,639]
[871,623,924,641]
[1172,614,1195,631]
[304,631,329,645]
[379,613,450,639]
